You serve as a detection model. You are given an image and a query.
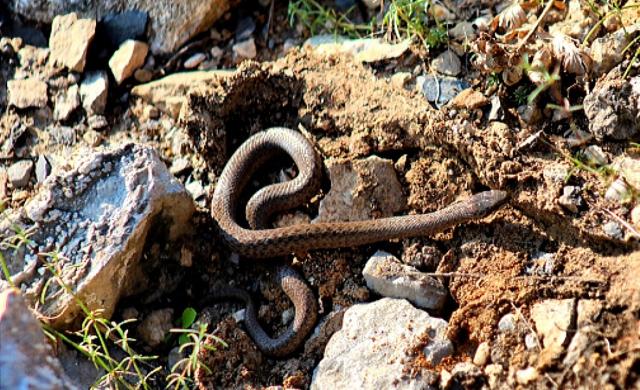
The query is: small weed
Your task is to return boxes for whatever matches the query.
[178,307,198,345]
[513,84,534,105]
[166,323,227,390]
[287,0,373,37]
[487,72,501,88]
[520,54,561,103]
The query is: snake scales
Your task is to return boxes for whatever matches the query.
[209,127,508,357]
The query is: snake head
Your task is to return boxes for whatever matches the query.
[468,190,509,218]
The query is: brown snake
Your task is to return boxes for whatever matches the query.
[210,127,508,357]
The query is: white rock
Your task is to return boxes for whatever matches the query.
[531,299,576,360]
[49,12,96,72]
[137,308,174,347]
[498,313,517,333]
[604,178,630,202]
[431,49,462,76]
[233,38,257,60]
[584,145,608,165]
[516,367,538,384]
[0,290,79,390]
[362,250,447,310]
[603,221,623,240]
[80,71,109,115]
[473,341,491,366]
[7,160,34,188]
[8,78,48,108]
[311,298,453,389]
[54,84,80,121]
[183,52,206,69]
[109,39,149,84]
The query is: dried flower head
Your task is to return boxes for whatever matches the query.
[551,34,592,75]
[527,45,554,85]
[495,1,527,31]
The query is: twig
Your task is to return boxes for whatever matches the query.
[601,208,640,239]
[517,0,555,51]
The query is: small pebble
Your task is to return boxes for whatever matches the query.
[584,145,608,165]
[233,38,257,60]
[558,185,582,213]
[525,333,538,350]
[604,178,630,202]
[134,68,153,83]
[88,115,108,130]
[603,221,623,240]
[35,155,51,184]
[498,313,517,333]
[473,342,491,366]
[210,46,224,59]
[183,52,206,69]
[516,367,538,384]
[631,205,640,227]
[8,160,34,188]
[83,129,102,146]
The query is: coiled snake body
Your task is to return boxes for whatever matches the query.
[210,127,508,357]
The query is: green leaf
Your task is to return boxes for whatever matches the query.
[180,307,197,328]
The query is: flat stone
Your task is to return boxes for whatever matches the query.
[49,12,96,72]
[184,52,206,69]
[48,125,77,145]
[558,185,582,213]
[516,367,538,385]
[305,35,410,63]
[531,299,576,361]
[449,88,489,110]
[80,71,109,115]
[390,72,411,89]
[362,250,447,310]
[35,155,51,183]
[8,160,34,188]
[431,49,461,76]
[54,84,80,121]
[109,39,149,84]
[8,78,48,108]
[311,298,453,389]
[232,38,257,60]
[131,69,234,118]
[8,144,194,327]
[417,74,470,107]
[0,289,79,390]
[563,300,603,366]
[315,156,405,223]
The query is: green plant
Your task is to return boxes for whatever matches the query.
[166,323,226,390]
[513,84,534,105]
[520,54,561,103]
[178,307,198,345]
[583,0,640,45]
[381,0,447,49]
[287,0,373,37]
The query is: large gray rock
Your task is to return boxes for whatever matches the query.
[0,144,194,328]
[311,298,453,390]
[9,0,237,55]
[362,250,448,310]
[584,73,639,141]
[0,289,79,390]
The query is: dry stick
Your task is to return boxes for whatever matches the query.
[517,0,556,51]
[425,272,606,284]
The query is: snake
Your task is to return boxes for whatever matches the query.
[210,127,508,357]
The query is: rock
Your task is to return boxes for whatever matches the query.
[8,160,34,188]
[137,308,174,347]
[603,221,623,240]
[589,26,640,76]
[484,364,504,389]
[525,333,538,350]
[449,21,476,41]
[10,144,194,326]
[558,185,582,213]
[35,155,51,183]
[632,205,640,227]
[618,156,640,189]
[531,299,576,362]
[449,362,483,388]
[54,84,80,121]
[0,289,79,390]
[49,13,96,72]
[563,300,603,366]
[401,241,442,271]
[232,38,257,60]
[9,0,235,56]
[100,10,149,49]
[235,16,256,41]
[315,156,405,223]
[362,250,447,310]
[311,298,453,389]
[583,145,608,165]
[80,71,109,115]
[543,164,570,183]
[497,313,517,333]
[431,49,461,76]
[109,40,149,84]
[0,170,7,199]
[49,125,77,145]
[488,95,503,121]
[186,179,206,200]
[184,52,206,69]
[417,74,470,107]
[449,88,489,110]
[605,178,630,202]
[170,157,191,175]
[131,69,233,118]
[390,72,411,89]
[584,73,639,140]
[473,342,491,366]
[516,367,538,385]
[82,129,102,146]
[305,35,410,63]
[87,115,108,130]
[134,68,153,83]
[8,78,48,108]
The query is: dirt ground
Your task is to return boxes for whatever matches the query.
[1,1,639,389]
